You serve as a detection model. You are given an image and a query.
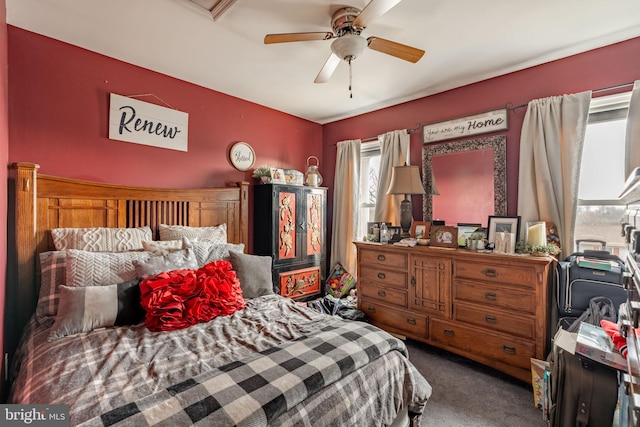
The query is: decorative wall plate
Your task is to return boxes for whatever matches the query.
[229,141,256,171]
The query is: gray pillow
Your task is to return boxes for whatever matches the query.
[133,248,199,278]
[48,278,144,341]
[228,251,274,298]
[158,224,226,243]
[65,249,152,288]
[183,238,245,267]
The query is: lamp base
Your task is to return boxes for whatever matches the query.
[400,197,413,238]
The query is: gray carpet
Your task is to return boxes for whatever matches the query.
[405,339,546,427]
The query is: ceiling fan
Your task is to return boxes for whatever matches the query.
[264,0,425,96]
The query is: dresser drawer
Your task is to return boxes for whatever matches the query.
[361,299,427,338]
[453,302,535,340]
[360,283,407,308]
[430,318,534,370]
[360,249,408,270]
[360,267,408,289]
[454,259,538,288]
[454,280,535,313]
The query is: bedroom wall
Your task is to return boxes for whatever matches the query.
[321,36,640,261]
[0,0,7,403]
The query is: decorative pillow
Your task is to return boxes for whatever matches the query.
[142,240,184,256]
[65,249,152,288]
[158,223,227,244]
[133,248,199,279]
[228,251,274,298]
[183,238,245,266]
[48,278,144,341]
[140,260,246,332]
[36,251,67,320]
[325,263,356,298]
[51,226,152,252]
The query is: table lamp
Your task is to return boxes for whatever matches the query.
[386,164,426,237]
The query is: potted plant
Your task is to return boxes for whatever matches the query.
[252,165,272,183]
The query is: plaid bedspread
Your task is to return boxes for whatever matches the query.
[80,321,404,427]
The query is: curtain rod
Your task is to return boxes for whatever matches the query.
[507,81,635,112]
[330,124,421,147]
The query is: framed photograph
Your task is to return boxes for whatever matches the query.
[270,167,286,184]
[411,221,431,239]
[366,222,391,242]
[387,226,402,243]
[487,215,521,244]
[456,223,481,247]
[430,226,458,248]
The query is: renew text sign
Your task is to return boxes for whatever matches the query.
[109,94,189,151]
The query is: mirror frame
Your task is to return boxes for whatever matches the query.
[422,135,507,220]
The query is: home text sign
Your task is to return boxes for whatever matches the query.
[108,93,189,151]
[422,108,508,144]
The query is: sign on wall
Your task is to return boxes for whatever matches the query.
[422,108,508,144]
[108,93,189,151]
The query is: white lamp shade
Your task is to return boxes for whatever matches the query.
[386,165,426,195]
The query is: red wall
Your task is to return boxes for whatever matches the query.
[8,27,323,189]
[322,37,640,245]
[0,0,8,402]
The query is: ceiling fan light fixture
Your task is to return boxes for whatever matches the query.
[331,34,367,61]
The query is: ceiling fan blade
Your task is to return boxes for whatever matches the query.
[314,54,341,83]
[367,36,425,63]
[264,32,334,44]
[353,0,402,28]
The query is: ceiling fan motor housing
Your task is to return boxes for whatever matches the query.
[332,7,363,35]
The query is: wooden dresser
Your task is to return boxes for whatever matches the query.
[355,241,553,383]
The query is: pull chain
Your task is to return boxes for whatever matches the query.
[348,57,353,98]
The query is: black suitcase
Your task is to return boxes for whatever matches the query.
[547,343,619,427]
[556,251,627,319]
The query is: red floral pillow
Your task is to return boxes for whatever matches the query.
[140,260,246,332]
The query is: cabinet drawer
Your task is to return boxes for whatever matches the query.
[360,299,427,338]
[360,249,408,270]
[360,267,407,289]
[278,265,321,300]
[454,260,537,288]
[453,302,535,340]
[454,280,535,314]
[430,318,534,370]
[360,283,407,308]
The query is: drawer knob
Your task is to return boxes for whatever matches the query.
[377,272,386,279]
[484,292,498,301]
[367,306,376,313]
[502,345,516,355]
[377,254,386,261]
[377,290,387,297]
[444,328,455,337]
[407,317,416,325]
[484,315,497,324]
[482,269,498,277]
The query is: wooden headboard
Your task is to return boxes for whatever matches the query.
[7,162,249,357]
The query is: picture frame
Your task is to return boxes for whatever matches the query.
[411,221,431,239]
[270,167,286,184]
[456,223,481,247]
[430,226,458,248]
[387,226,402,243]
[487,215,521,244]
[366,221,391,242]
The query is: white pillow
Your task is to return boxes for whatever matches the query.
[65,249,152,288]
[158,224,227,244]
[51,226,152,252]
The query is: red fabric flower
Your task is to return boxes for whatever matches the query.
[140,260,246,332]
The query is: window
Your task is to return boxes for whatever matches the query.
[356,141,381,240]
[575,92,631,257]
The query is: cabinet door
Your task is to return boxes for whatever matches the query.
[276,188,299,261]
[410,255,452,318]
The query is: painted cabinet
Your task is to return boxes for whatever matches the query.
[253,184,327,300]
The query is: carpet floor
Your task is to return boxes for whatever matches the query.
[405,339,547,427]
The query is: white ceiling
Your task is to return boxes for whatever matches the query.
[7,0,640,124]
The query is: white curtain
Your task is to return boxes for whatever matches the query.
[517,91,591,255]
[330,139,361,277]
[626,80,640,177]
[374,130,410,224]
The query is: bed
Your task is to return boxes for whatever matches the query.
[6,162,431,426]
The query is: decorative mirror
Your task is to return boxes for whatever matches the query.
[422,135,506,225]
